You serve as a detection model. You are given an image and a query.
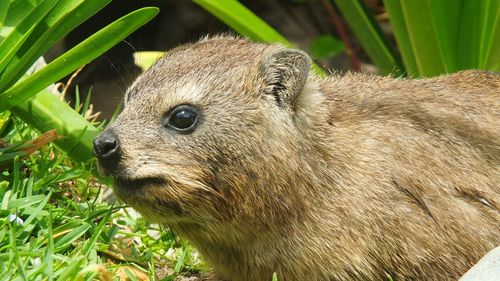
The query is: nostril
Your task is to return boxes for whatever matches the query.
[101,139,117,157]
[93,130,120,159]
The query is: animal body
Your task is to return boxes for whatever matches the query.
[93,36,500,281]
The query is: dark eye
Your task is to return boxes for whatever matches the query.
[164,105,199,133]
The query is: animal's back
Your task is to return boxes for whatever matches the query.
[316,70,499,280]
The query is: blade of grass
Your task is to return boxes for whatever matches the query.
[124,268,140,281]
[54,223,90,250]
[174,245,188,273]
[0,7,160,112]
[0,0,112,92]
[44,209,54,279]
[20,191,52,231]
[55,257,84,281]
[8,194,45,209]
[82,207,113,256]
[333,0,403,75]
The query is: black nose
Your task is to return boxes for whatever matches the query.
[93,129,119,159]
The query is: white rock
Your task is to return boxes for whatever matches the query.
[460,247,500,281]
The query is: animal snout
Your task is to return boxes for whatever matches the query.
[93,129,121,174]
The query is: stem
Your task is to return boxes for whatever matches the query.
[322,0,362,71]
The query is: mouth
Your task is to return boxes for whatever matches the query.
[113,176,185,217]
[114,176,166,190]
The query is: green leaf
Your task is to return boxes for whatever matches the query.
[1,0,38,41]
[193,0,289,45]
[54,223,90,250]
[457,0,485,70]
[429,0,462,73]
[193,0,325,75]
[386,0,500,76]
[0,0,112,92]
[55,257,84,281]
[397,1,449,76]
[8,194,45,209]
[383,0,417,76]
[44,209,54,279]
[0,150,26,164]
[0,111,10,134]
[174,245,188,273]
[10,89,100,163]
[82,207,113,256]
[20,191,52,231]
[479,0,500,70]
[310,35,345,59]
[333,0,403,75]
[0,0,59,75]
[0,7,160,112]
[0,0,11,31]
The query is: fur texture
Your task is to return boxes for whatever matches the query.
[96,36,500,281]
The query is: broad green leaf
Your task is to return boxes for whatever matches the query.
[0,0,112,92]
[10,89,99,163]
[481,0,500,70]
[386,0,499,75]
[457,0,485,70]
[0,0,58,75]
[193,0,289,45]
[0,0,10,32]
[0,7,160,112]
[310,35,345,59]
[399,1,447,76]
[0,0,38,40]
[193,0,325,75]
[429,0,462,73]
[383,0,417,76]
[333,0,403,75]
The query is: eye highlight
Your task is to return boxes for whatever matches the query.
[163,105,199,133]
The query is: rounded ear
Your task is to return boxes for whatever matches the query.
[259,49,312,108]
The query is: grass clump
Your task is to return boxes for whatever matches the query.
[0,115,204,280]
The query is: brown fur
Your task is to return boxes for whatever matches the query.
[96,36,500,281]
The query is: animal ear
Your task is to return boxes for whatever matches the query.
[260,49,311,108]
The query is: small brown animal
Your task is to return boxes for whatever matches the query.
[93,36,500,281]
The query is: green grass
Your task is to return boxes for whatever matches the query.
[0,114,204,280]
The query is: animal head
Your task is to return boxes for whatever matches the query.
[93,36,315,230]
